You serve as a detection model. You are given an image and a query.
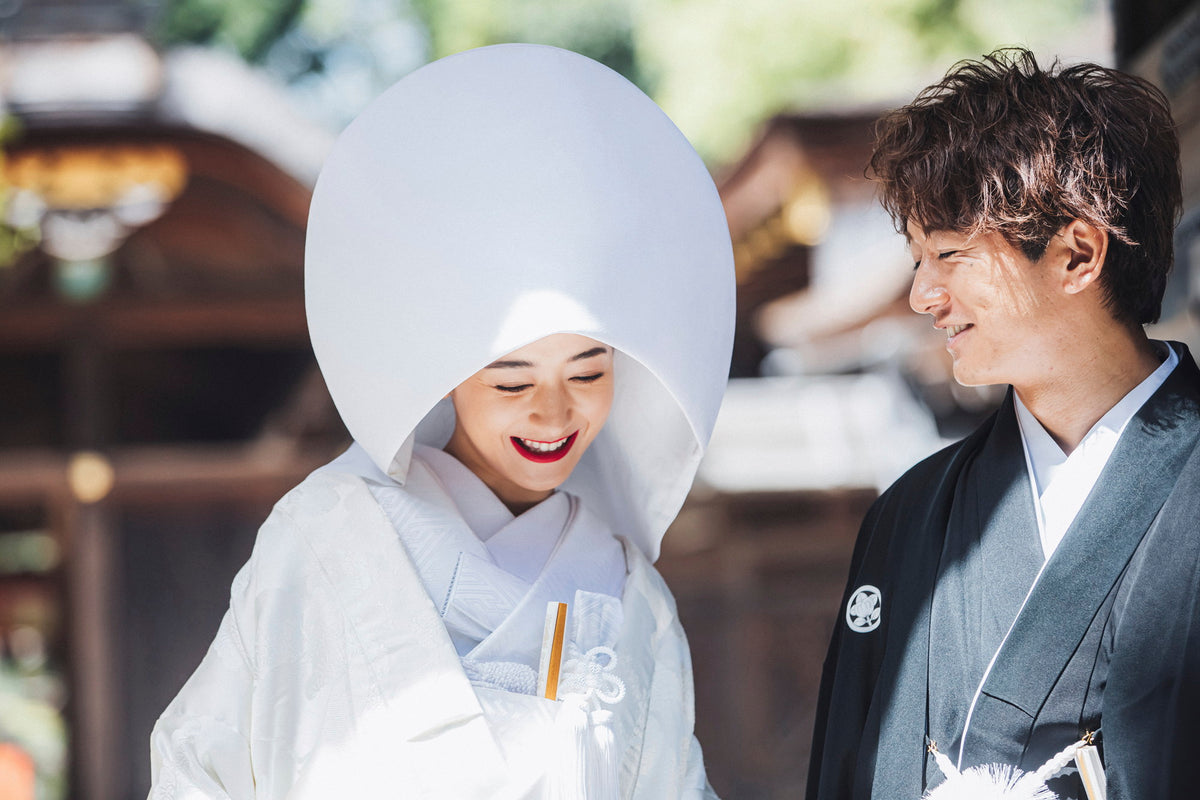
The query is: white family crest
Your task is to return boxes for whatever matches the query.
[846,584,882,633]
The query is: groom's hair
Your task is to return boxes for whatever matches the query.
[870,47,1181,325]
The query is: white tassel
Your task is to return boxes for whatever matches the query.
[546,701,620,800]
[547,699,589,800]
[922,733,1100,800]
[922,763,1057,800]
[587,709,620,800]
[546,646,626,799]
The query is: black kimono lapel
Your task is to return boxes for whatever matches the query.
[965,347,1200,768]
[925,394,1042,774]
[809,422,990,800]
[807,343,1200,800]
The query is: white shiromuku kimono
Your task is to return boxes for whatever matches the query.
[150,448,714,798]
[149,43,735,799]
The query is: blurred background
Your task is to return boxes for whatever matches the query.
[0,0,1196,797]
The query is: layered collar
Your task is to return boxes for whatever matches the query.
[863,343,1200,797]
[363,444,626,673]
[1014,341,1180,557]
[288,469,667,794]
[418,444,568,581]
[969,346,1200,750]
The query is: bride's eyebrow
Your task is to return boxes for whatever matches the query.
[485,346,610,370]
[570,346,610,362]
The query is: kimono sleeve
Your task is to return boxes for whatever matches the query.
[148,556,259,799]
[1099,498,1200,800]
[633,549,723,799]
[683,733,721,800]
[805,492,892,800]
[662,590,722,799]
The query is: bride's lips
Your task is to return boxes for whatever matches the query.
[510,432,578,463]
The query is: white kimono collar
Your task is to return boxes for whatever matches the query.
[1014,340,1179,558]
[358,444,626,675]
[418,444,587,587]
[287,471,675,793]
[418,444,517,542]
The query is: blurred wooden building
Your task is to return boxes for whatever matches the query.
[0,1,1196,798]
[0,23,341,800]
[664,111,944,799]
[666,2,1200,796]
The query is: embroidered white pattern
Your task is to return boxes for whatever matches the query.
[461,658,539,695]
[846,584,882,633]
[559,645,627,705]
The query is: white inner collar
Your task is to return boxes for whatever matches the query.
[1014,340,1178,558]
[417,444,517,541]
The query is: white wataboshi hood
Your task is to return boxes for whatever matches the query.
[305,44,734,562]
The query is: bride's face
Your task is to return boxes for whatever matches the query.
[444,333,614,514]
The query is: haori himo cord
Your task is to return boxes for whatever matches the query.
[806,49,1195,800]
[149,44,733,799]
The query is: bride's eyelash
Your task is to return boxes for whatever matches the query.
[493,372,605,392]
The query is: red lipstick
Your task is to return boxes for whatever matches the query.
[511,432,578,463]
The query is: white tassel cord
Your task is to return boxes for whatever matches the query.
[546,646,626,800]
[546,699,621,800]
[547,699,590,800]
[1032,734,1092,784]
[922,763,1057,800]
[586,709,619,800]
[929,743,960,783]
[921,734,1097,800]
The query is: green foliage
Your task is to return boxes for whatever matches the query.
[411,0,644,89]
[149,0,1100,165]
[0,116,41,271]
[154,0,307,62]
[635,0,1098,162]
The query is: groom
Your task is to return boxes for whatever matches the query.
[807,49,1197,799]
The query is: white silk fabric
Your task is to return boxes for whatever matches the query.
[304,43,735,563]
[343,441,635,796]
[359,443,627,679]
[151,43,731,799]
[149,471,718,799]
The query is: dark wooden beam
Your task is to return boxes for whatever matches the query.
[0,443,333,506]
[0,296,308,351]
[106,443,332,505]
